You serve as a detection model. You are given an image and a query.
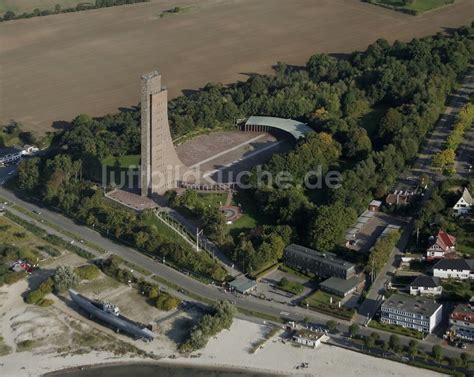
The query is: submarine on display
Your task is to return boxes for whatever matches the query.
[69,289,155,341]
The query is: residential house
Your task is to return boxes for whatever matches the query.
[409,275,442,296]
[385,190,415,206]
[433,259,474,280]
[381,293,443,333]
[368,200,382,212]
[453,188,473,216]
[284,244,355,280]
[426,230,456,260]
[447,303,474,342]
[228,276,257,294]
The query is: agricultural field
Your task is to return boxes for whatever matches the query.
[368,0,455,14]
[0,0,472,134]
[0,0,84,14]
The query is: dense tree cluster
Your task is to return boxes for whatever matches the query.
[180,301,235,352]
[16,152,226,281]
[232,225,290,275]
[0,0,149,22]
[15,25,474,277]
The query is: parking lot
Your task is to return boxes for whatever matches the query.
[346,212,407,253]
[254,269,318,305]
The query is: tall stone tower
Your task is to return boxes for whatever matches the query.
[141,71,184,196]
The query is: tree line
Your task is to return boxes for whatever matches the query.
[433,102,474,171]
[0,0,149,22]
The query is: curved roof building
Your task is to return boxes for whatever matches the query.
[244,116,313,140]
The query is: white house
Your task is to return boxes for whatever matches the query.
[453,188,472,216]
[409,275,442,296]
[433,259,474,280]
[381,293,443,333]
[292,329,328,348]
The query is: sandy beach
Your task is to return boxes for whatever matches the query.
[0,262,445,377]
[0,302,445,377]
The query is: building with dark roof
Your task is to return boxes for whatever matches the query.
[409,275,442,296]
[228,275,257,294]
[320,276,360,297]
[433,259,474,280]
[381,293,443,333]
[284,244,355,280]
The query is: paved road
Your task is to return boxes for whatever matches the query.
[356,67,474,325]
[0,186,338,323]
[2,186,472,358]
[0,164,17,185]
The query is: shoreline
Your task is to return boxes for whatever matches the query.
[43,360,283,377]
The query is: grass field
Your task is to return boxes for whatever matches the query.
[303,290,356,320]
[0,0,84,14]
[369,0,455,13]
[0,0,472,134]
[0,216,53,260]
[102,154,140,167]
[196,192,228,208]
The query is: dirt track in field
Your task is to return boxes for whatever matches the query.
[0,0,473,134]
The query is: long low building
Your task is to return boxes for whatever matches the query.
[381,293,443,333]
[320,276,360,297]
[284,244,355,280]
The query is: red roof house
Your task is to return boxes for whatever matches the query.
[426,230,456,261]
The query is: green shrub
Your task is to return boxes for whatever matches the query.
[156,294,180,311]
[75,264,100,280]
[3,271,27,285]
[25,289,45,305]
[53,265,80,293]
[37,298,54,307]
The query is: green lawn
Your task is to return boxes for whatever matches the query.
[302,290,355,320]
[442,280,473,301]
[197,192,228,209]
[277,277,304,295]
[228,190,262,234]
[141,211,190,248]
[456,222,474,256]
[102,154,140,168]
[369,0,455,14]
[368,320,424,339]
